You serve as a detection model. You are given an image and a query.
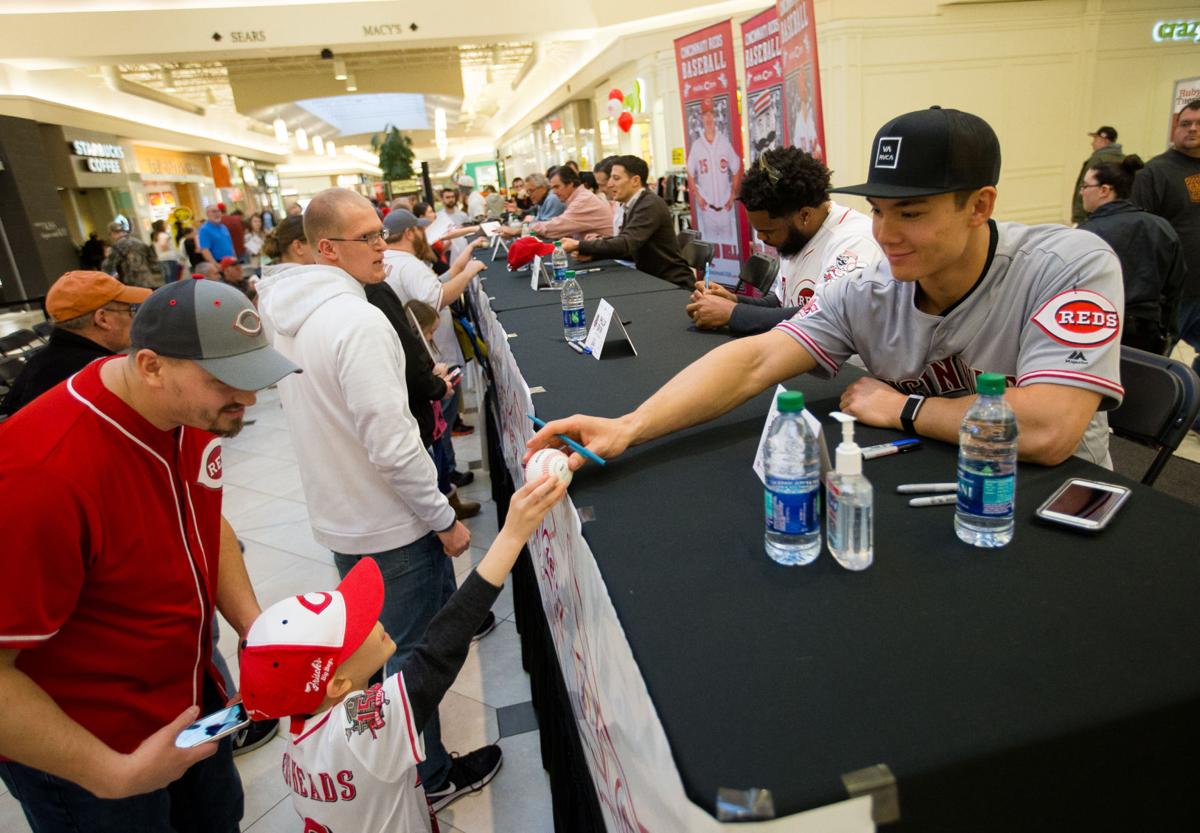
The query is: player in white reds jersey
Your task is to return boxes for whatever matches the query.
[239,476,565,833]
[530,107,1125,470]
[687,97,743,270]
[688,147,881,336]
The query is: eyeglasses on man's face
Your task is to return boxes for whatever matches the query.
[326,230,386,247]
[102,304,140,316]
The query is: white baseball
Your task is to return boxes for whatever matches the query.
[525,448,573,486]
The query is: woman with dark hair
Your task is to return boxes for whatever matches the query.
[1079,155,1186,354]
[259,214,313,274]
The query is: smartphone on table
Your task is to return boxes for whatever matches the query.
[1034,478,1131,533]
[174,703,250,748]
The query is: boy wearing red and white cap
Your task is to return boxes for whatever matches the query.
[239,475,567,832]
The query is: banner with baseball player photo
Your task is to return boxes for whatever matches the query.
[776,0,826,163]
[674,20,751,285]
[743,7,786,163]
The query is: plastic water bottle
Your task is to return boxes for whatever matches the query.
[955,373,1018,547]
[561,270,587,341]
[763,391,822,565]
[552,241,569,285]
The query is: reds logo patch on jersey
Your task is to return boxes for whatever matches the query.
[821,250,860,283]
[344,683,390,741]
[1031,290,1120,347]
[196,437,222,489]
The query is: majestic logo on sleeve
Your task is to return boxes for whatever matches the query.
[1031,290,1120,347]
[196,437,222,489]
[344,683,390,741]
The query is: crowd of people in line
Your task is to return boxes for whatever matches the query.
[0,100,1197,833]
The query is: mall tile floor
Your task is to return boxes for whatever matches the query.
[0,382,556,833]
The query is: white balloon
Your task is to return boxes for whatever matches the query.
[525,448,573,486]
[607,98,624,118]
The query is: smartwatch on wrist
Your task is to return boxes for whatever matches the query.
[900,394,926,435]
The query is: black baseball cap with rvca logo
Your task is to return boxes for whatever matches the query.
[831,106,1001,199]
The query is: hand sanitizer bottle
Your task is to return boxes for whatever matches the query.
[826,412,874,571]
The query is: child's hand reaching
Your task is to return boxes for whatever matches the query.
[475,476,568,588]
[504,475,568,542]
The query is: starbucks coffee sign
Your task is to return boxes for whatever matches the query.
[71,140,125,173]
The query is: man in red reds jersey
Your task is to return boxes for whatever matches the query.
[0,278,299,833]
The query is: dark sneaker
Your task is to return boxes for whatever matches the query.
[451,419,475,437]
[450,469,475,487]
[232,718,278,757]
[472,611,497,642]
[425,745,503,811]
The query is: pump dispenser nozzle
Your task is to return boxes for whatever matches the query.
[830,411,862,476]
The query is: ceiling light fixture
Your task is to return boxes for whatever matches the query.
[327,141,337,157]
[333,59,347,81]
[294,128,309,150]
[273,118,288,144]
[312,135,326,155]
[346,74,357,92]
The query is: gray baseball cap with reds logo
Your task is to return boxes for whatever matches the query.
[130,278,301,391]
[831,106,1001,199]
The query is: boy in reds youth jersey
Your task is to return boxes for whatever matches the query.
[529,107,1124,470]
[239,476,567,833]
[687,97,743,267]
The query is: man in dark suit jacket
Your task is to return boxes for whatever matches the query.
[561,155,694,288]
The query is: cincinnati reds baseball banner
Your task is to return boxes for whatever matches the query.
[674,20,749,285]
[473,279,872,832]
[743,7,786,163]
[776,0,826,162]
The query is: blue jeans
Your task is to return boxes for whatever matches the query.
[0,681,242,833]
[333,533,457,789]
[440,383,462,474]
[1177,297,1200,429]
[431,442,453,495]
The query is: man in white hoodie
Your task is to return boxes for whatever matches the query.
[256,189,501,810]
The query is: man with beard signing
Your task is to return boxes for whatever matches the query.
[687,147,880,336]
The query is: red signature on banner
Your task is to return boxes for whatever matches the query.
[536,516,650,833]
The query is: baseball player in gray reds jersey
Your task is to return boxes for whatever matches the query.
[527,106,1124,470]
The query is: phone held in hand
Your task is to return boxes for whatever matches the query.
[1034,478,1131,533]
[174,703,250,748]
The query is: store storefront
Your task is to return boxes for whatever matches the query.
[129,145,219,237]
[39,125,139,246]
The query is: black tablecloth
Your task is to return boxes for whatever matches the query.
[481,263,1200,831]
[477,256,680,312]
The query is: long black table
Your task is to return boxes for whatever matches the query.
[477,256,678,312]
[472,260,1200,831]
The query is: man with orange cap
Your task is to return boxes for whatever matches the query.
[0,271,150,416]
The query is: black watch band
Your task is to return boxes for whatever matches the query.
[900,394,926,435]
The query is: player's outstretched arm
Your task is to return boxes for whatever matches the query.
[526,329,817,469]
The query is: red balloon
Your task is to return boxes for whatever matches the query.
[617,111,634,132]
[608,88,624,102]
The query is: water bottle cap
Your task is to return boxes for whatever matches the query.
[977,373,1006,396]
[565,270,576,278]
[554,240,562,248]
[777,391,805,413]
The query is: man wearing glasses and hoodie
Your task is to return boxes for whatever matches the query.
[255,188,502,809]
